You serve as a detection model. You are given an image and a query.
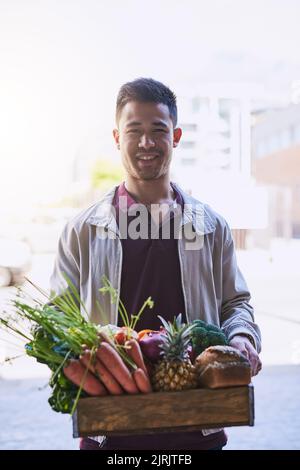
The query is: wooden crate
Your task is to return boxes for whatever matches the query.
[72,384,254,437]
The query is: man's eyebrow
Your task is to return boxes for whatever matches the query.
[126,121,142,127]
[125,120,169,128]
[152,120,169,127]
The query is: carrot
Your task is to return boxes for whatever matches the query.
[96,342,139,394]
[125,339,148,375]
[80,351,123,395]
[63,359,107,396]
[79,350,97,375]
[133,368,152,393]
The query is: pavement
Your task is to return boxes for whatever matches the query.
[225,365,300,450]
[0,376,78,450]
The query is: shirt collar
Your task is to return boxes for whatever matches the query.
[87,182,216,235]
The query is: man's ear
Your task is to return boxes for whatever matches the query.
[113,128,120,149]
[173,127,182,148]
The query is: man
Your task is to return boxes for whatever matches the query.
[50,78,262,450]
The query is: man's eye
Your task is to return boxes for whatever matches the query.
[153,129,167,133]
[127,129,139,133]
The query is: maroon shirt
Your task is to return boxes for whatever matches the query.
[81,182,227,450]
[114,182,186,331]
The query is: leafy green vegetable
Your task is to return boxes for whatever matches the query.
[191,319,228,356]
[48,370,88,414]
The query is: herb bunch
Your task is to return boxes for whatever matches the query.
[0,275,100,414]
[0,274,154,414]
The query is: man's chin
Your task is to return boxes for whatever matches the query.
[130,165,169,181]
[137,172,162,181]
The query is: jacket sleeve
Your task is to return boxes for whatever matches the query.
[49,223,81,308]
[220,222,262,353]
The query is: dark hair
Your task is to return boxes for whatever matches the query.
[116,77,178,127]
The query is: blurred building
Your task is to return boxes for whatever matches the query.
[252,103,300,242]
[172,83,269,248]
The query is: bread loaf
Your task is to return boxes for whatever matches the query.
[195,345,251,389]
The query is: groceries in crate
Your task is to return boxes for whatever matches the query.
[137,315,251,392]
[0,274,251,417]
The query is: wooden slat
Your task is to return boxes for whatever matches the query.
[73,385,254,438]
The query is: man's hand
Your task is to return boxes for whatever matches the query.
[63,358,109,396]
[229,335,262,376]
[63,346,128,396]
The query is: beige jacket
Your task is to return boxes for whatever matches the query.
[49,183,261,352]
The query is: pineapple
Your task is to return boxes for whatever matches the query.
[152,314,197,392]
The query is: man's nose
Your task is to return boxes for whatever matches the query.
[138,134,155,149]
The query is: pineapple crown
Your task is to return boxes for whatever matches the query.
[157,314,195,362]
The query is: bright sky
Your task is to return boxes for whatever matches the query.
[1,0,300,207]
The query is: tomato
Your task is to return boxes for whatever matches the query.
[114,330,127,345]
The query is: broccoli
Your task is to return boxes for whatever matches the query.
[191,319,228,356]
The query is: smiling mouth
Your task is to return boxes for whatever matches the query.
[136,154,158,161]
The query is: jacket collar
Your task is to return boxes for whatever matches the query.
[86,183,216,235]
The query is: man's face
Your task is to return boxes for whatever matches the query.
[113,101,182,181]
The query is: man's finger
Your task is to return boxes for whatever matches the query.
[94,358,124,395]
[63,359,107,396]
[254,357,262,376]
[248,351,262,376]
[80,350,97,375]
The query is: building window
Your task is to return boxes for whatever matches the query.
[292,223,300,239]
